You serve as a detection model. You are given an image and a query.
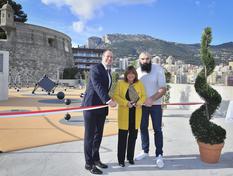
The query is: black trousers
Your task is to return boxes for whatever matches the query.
[84,111,106,165]
[118,107,138,163]
[118,129,138,163]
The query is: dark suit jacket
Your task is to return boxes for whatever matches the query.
[82,63,112,115]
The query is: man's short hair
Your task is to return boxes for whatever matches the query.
[139,52,152,60]
[102,49,112,58]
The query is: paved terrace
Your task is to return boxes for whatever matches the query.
[0,87,233,176]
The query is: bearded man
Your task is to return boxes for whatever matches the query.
[135,52,167,168]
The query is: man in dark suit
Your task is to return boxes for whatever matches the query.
[82,50,117,175]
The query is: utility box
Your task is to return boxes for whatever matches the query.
[0,51,9,100]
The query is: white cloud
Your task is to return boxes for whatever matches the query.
[41,0,66,7]
[195,1,200,6]
[207,1,216,15]
[97,26,103,32]
[208,1,216,9]
[41,0,156,39]
[72,20,103,37]
[71,41,79,47]
[72,21,85,33]
[41,0,156,20]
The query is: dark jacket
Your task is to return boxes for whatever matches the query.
[82,63,112,115]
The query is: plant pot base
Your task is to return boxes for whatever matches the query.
[197,141,224,163]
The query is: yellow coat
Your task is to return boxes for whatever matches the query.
[113,80,146,130]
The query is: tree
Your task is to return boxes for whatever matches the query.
[131,59,138,68]
[63,67,78,79]
[189,27,226,144]
[163,69,171,108]
[0,0,27,39]
[109,72,120,97]
[83,70,89,86]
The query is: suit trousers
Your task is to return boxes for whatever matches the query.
[84,111,106,165]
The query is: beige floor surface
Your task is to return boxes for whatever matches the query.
[0,87,118,152]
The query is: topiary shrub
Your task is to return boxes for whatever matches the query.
[189,27,226,144]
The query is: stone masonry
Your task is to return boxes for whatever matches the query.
[0,4,73,86]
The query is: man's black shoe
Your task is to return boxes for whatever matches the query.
[85,164,92,170]
[90,166,103,175]
[94,161,108,169]
[85,165,103,174]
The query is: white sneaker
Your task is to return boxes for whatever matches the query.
[156,155,164,168]
[135,151,149,161]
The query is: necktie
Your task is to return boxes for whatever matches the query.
[106,69,111,89]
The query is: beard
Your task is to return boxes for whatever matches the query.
[140,61,152,73]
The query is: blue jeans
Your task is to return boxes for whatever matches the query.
[140,105,163,157]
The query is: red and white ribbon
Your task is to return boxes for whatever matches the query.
[0,102,203,118]
[162,102,203,106]
[0,105,108,118]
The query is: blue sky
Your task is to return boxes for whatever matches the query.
[17,0,233,46]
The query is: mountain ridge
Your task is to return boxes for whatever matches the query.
[88,34,233,65]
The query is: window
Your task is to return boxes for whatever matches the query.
[63,39,69,52]
[48,38,55,47]
[0,27,7,39]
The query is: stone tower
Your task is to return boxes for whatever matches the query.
[0,2,73,85]
[0,1,15,41]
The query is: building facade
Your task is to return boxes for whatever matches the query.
[72,47,105,77]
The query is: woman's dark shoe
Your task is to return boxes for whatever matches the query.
[119,162,125,167]
[128,160,135,165]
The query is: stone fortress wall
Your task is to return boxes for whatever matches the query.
[0,4,73,86]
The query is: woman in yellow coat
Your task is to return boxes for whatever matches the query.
[113,66,146,167]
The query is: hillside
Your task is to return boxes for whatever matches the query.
[88,34,233,65]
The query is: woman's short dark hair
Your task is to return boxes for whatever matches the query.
[124,66,138,83]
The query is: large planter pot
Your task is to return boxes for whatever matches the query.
[197,141,224,163]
